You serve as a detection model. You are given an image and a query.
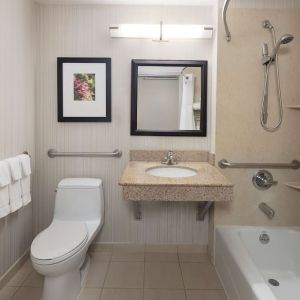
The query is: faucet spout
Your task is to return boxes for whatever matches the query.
[259,202,275,219]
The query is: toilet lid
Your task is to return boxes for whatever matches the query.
[31,220,88,261]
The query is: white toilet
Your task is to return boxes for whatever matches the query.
[30,178,104,300]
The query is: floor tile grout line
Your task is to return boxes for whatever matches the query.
[99,253,112,298]
[8,285,21,300]
[142,250,146,300]
[178,254,188,300]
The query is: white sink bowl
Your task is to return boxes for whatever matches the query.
[146,166,197,178]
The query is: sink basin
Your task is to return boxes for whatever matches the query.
[146,166,197,178]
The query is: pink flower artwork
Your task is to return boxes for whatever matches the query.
[73,73,96,101]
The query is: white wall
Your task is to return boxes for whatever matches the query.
[34,4,215,244]
[0,0,36,277]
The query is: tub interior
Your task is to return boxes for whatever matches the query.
[237,228,300,300]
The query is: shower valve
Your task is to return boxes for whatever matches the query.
[252,170,278,190]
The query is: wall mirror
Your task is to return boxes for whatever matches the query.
[131,59,207,136]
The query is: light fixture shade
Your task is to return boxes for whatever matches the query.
[163,25,213,39]
[110,23,213,40]
[110,24,160,39]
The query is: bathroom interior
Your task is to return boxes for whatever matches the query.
[0,0,300,299]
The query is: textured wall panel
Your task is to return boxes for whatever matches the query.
[35,4,214,245]
[0,0,36,277]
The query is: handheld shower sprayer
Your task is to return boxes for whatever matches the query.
[270,34,294,61]
[260,20,294,132]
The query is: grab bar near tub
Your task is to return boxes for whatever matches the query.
[222,0,231,42]
[218,159,300,170]
[47,149,122,158]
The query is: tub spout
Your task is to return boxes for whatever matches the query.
[259,202,275,219]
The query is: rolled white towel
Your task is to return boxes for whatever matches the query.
[0,161,11,218]
[17,154,31,176]
[5,159,22,212]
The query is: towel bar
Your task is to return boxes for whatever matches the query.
[23,151,31,157]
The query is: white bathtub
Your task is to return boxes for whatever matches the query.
[215,226,300,300]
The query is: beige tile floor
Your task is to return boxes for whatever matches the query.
[0,244,228,300]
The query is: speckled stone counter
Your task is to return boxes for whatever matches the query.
[119,161,233,202]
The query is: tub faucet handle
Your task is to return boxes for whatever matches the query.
[252,170,277,190]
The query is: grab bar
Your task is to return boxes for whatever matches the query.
[218,159,300,170]
[48,149,122,158]
[222,0,231,42]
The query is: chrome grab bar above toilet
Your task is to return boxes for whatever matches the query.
[47,149,122,158]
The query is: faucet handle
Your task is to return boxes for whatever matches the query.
[252,170,277,190]
[161,150,177,165]
[166,150,174,157]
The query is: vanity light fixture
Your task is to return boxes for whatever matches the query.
[109,22,213,40]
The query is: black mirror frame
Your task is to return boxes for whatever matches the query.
[130,59,208,137]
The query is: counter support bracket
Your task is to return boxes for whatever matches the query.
[197,202,213,221]
[132,201,213,221]
[133,201,142,220]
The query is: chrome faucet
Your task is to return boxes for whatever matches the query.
[161,151,177,165]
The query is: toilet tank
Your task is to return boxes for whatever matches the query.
[53,178,104,221]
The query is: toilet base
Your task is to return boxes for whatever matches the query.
[41,255,90,300]
[80,255,90,288]
[42,270,81,300]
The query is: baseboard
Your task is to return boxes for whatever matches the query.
[0,248,30,289]
[89,242,208,254]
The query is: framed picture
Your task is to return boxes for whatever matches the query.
[57,57,111,122]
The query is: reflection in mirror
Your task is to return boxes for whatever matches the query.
[131,60,207,136]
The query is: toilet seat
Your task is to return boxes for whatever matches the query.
[31,220,88,265]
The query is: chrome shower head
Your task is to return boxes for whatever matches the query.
[270,34,294,59]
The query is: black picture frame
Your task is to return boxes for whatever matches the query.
[131,59,208,136]
[57,57,111,122]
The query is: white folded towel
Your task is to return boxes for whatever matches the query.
[0,161,11,218]
[8,181,23,212]
[17,155,32,206]
[192,102,201,111]
[0,186,10,218]
[0,161,11,188]
[17,154,31,176]
[5,158,23,212]
[5,157,22,181]
[20,176,31,206]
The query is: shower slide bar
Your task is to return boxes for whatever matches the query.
[222,0,231,42]
[47,149,122,158]
[218,159,300,170]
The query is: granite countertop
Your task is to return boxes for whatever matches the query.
[119,161,233,187]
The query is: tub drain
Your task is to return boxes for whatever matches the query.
[268,279,280,286]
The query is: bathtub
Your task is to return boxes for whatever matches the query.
[215,226,300,300]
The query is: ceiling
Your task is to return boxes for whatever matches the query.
[35,0,215,6]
